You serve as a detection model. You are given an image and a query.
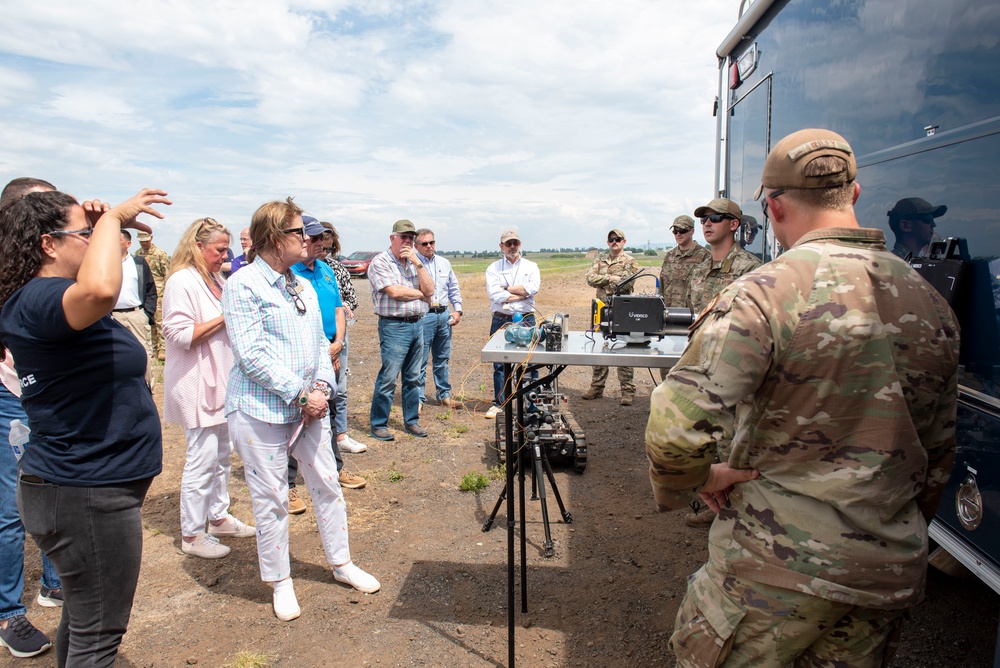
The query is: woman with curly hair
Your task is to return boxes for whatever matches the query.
[0,187,170,667]
[223,198,379,622]
[163,217,255,560]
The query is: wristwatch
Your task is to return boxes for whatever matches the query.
[296,389,309,406]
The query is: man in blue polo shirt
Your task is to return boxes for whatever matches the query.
[285,216,366,515]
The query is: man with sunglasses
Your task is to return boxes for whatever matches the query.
[367,219,434,440]
[887,197,947,260]
[647,128,959,667]
[659,215,710,310]
[583,228,640,405]
[484,230,540,419]
[414,228,464,411]
[688,198,761,315]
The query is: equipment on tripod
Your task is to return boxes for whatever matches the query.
[591,270,695,345]
[493,375,587,472]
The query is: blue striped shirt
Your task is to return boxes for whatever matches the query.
[222,258,335,424]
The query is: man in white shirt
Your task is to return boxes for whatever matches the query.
[484,230,540,419]
[415,228,464,410]
[111,230,157,390]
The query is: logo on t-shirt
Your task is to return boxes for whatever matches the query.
[20,374,37,388]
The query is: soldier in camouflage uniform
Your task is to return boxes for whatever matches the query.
[688,198,761,313]
[135,231,171,361]
[659,215,710,309]
[583,228,640,405]
[646,129,960,667]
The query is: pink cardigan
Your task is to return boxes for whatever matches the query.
[162,266,233,429]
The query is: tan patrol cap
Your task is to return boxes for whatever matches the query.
[694,198,742,220]
[500,230,521,243]
[136,231,152,241]
[671,215,695,231]
[392,219,416,234]
[753,128,857,200]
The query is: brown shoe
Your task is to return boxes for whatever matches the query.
[288,487,307,515]
[339,470,367,489]
[620,394,634,406]
[684,507,716,528]
[438,397,462,409]
[157,350,166,362]
[581,389,603,400]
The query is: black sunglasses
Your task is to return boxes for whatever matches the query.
[670,227,690,235]
[284,274,307,314]
[701,213,736,224]
[308,234,324,243]
[418,240,435,247]
[48,227,95,239]
[760,189,786,219]
[503,240,521,248]
[283,227,306,239]
[607,237,624,243]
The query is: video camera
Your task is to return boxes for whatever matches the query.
[591,270,695,345]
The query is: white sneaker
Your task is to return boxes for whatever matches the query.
[333,562,381,594]
[485,405,502,419]
[181,532,231,559]
[272,579,300,621]
[207,514,256,538]
[338,436,368,453]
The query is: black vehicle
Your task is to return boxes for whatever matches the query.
[716,0,1000,653]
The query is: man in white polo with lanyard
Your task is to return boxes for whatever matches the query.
[484,230,540,419]
[367,219,435,440]
[415,227,464,411]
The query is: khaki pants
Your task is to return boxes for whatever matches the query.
[151,302,164,358]
[111,308,154,391]
[589,365,635,396]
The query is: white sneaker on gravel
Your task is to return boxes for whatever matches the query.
[181,532,231,559]
[272,579,300,621]
[485,405,502,419]
[338,436,368,453]
[333,562,381,594]
[207,514,256,538]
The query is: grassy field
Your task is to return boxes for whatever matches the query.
[447,251,663,278]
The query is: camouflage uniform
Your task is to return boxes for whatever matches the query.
[135,243,170,359]
[585,251,640,398]
[645,228,960,666]
[659,244,710,308]
[687,243,760,313]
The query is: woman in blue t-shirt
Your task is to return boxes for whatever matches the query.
[0,187,170,668]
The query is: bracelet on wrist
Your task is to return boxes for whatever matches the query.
[312,380,332,397]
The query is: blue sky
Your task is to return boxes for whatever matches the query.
[0,0,739,255]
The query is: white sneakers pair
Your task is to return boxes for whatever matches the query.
[272,563,380,622]
[181,514,256,559]
[337,435,368,453]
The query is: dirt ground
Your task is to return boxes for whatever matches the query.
[15,269,1000,667]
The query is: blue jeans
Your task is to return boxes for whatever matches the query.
[490,312,536,406]
[369,317,424,429]
[0,383,60,621]
[334,329,349,437]
[419,311,453,403]
[19,476,151,668]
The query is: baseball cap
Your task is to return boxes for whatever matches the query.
[136,231,152,241]
[302,215,325,237]
[671,215,695,231]
[741,215,760,230]
[500,230,521,243]
[392,219,416,234]
[753,128,857,200]
[694,198,742,220]
[607,228,625,240]
[887,197,947,221]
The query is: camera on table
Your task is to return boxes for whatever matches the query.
[591,270,695,345]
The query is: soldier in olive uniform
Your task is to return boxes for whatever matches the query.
[688,198,761,313]
[646,129,960,667]
[583,228,640,405]
[659,215,710,309]
[135,230,171,361]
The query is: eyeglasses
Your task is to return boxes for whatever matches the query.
[284,275,307,314]
[418,240,435,247]
[607,237,623,243]
[308,234,324,243]
[671,228,690,235]
[760,189,786,219]
[503,240,521,248]
[283,227,306,239]
[48,228,95,239]
[700,213,736,224]
[398,233,416,242]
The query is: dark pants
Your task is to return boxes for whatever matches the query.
[288,397,343,488]
[490,312,536,406]
[18,476,152,668]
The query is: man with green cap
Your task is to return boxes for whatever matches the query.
[659,215,710,309]
[583,228,640,405]
[367,219,434,441]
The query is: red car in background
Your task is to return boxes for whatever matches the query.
[342,251,379,278]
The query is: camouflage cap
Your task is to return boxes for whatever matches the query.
[392,219,416,234]
[136,231,152,241]
[694,198,742,220]
[608,228,626,240]
[672,215,695,231]
[888,197,947,221]
[500,230,521,243]
[753,128,857,200]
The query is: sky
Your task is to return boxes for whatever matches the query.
[0,0,741,255]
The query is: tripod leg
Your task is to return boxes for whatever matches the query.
[541,451,573,524]
[482,458,518,532]
[531,442,556,558]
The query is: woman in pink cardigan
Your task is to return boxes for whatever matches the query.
[163,218,255,559]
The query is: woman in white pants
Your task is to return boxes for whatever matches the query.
[222,198,379,622]
[163,218,255,559]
